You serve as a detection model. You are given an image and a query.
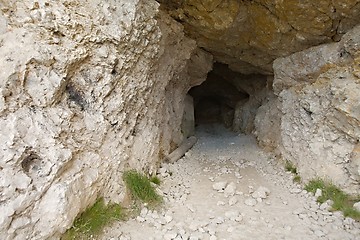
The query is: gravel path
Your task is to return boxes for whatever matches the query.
[101,124,360,240]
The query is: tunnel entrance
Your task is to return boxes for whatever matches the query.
[188,62,269,133]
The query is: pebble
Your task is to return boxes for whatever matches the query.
[164,231,177,240]
[314,229,325,238]
[251,186,270,199]
[244,198,257,206]
[136,216,145,223]
[227,226,234,233]
[224,182,237,197]
[290,188,302,194]
[212,182,227,191]
[353,201,360,212]
[293,208,304,215]
[228,196,238,206]
[225,210,239,220]
[319,201,331,211]
[315,189,322,198]
[186,204,195,213]
[164,215,173,224]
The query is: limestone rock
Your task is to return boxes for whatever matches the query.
[160,0,360,74]
[354,202,360,212]
[212,181,227,192]
[224,182,237,197]
[0,1,212,239]
[256,25,360,194]
[251,186,271,199]
[244,198,257,207]
[315,189,323,198]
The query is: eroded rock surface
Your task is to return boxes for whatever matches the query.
[256,25,360,194]
[0,1,212,239]
[159,0,360,74]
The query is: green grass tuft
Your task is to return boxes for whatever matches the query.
[61,198,124,240]
[284,160,301,183]
[123,170,162,207]
[150,176,161,185]
[293,175,301,183]
[285,160,297,174]
[305,178,360,221]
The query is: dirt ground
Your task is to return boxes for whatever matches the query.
[101,124,360,240]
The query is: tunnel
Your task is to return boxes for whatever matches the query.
[187,62,269,134]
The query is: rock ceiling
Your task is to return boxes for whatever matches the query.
[159,0,360,74]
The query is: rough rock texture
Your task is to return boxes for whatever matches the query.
[160,0,360,74]
[255,25,360,194]
[0,0,212,239]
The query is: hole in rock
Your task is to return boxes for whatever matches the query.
[187,62,270,133]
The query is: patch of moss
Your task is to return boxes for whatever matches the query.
[305,178,360,221]
[123,170,162,207]
[61,198,124,240]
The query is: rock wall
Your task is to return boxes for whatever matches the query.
[255,25,360,194]
[0,0,212,239]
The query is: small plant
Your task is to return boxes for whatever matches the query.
[123,170,162,207]
[285,160,297,174]
[150,175,161,185]
[305,178,360,221]
[284,160,301,183]
[62,198,124,240]
[293,175,301,183]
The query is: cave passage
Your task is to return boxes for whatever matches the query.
[188,63,269,133]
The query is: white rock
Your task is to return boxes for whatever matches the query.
[136,216,145,223]
[187,204,196,213]
[314,229,325,238]
[319,202,331,211]
[292,208,304,215]
[224,182,237,197]
[235,215,243,222]
[228,196,238,206]
[244,198,257,206]
[215,217,225,224]
[353,202,360,212]
[225,210,239,220]
[164,231,178,240]
[315,189,322,198]
[212,181,227,191]
[290,188,302,194]
[251,186,270,199]
[189,221,199,231]
[210,236,217,240]
[164,215,173,224]
[140,207,149,217]
[151,211,159,219]
[284,225,292,231]
[206,224,216,235]
[227,226,234,232]
[217,201,225,206]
